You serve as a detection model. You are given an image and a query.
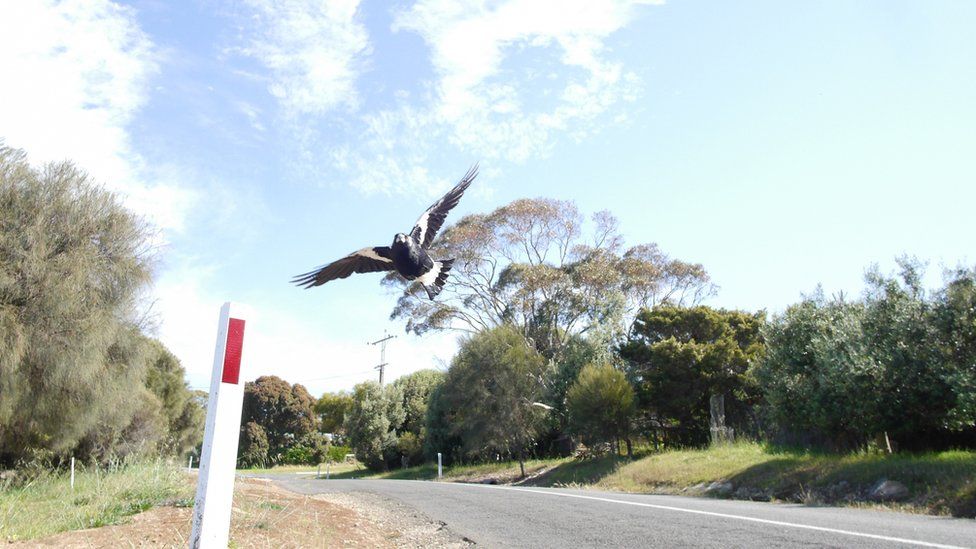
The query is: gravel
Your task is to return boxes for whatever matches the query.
[313,491,475,548]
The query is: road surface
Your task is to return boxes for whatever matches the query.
[267,476,975,548]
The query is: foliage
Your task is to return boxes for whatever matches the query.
[343,381,405,471]
[619,305,765,447]
[238,421,270,468]
[756,259,975,451]
[396,432,423,466]
[314,391,353,437]
[391,369,444,437]
[143,340,205,456]
[546,336,602,431]
[385,198,715,358]
[327,444,351,463]
[0,146,199,466]
[426,325,548,476]
[932,267,976,430]
[239,376,317,465]
[566,364,636,450]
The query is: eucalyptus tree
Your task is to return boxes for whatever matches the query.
[384,197,715,358]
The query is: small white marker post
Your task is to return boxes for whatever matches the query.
[326,461,331,480]
[188,455,194,473]
[70,457,75,490]
[437,453,442,479]
[190,302,248,549]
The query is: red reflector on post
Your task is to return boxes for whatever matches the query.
[221,318,245,384]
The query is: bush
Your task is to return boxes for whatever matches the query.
[327,445,351,463]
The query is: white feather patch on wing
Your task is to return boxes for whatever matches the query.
[418,261,444,285]
[357,247,392,263]
[412,210,429,241]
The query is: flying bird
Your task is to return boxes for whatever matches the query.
[292,165,478,300]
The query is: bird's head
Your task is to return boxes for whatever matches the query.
[393,233,407,245]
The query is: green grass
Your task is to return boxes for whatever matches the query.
[238,461,361,476]
[322,443,976,517]
[526,442,976,517]
[322,457,569,482]
[0,459,192,541]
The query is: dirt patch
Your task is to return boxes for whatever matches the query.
[9,478,393,548]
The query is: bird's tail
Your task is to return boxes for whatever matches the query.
[422,259,455,300]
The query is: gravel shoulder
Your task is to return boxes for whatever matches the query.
[7,477,456,548]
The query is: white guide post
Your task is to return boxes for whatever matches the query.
[190,302,248,549]
[437,453,443,479]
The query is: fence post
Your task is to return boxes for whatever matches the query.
[190,302,248,549]
[437,453,442,479]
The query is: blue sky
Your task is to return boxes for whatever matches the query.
[1,0,973,395]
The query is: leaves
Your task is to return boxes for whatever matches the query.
[387,197,715,360]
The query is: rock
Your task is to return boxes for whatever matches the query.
[705,480,734,497]
[869,479,909,501]
[480,478,498,485]
[734,486,752,499]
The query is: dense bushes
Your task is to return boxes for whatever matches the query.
[756,260,976,451]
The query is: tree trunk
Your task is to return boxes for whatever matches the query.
[625,438,633,458]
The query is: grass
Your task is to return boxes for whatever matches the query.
[0,459,193,541]
[238,461,361,476]
[319,443,976,517]
[531,442,976,517]
[325,458,566,482]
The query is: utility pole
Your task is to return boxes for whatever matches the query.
[369,330,396,386]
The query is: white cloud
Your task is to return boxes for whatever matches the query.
[0,0,197,233]
[238,0,371,116]
[328,0,656,196]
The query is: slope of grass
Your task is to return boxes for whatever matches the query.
[327,443,976,517]
[327,458,568,482]
[0,459,192,541]
[237,461,361,476]
[527,442,976,517]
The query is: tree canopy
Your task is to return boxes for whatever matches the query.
[385,198,715,359]
[239,376,317,465]
[619,305,764,447]
[426,325,548,476]
[344,381,405,471]
[756,259,975,450]
[566,363,636,453]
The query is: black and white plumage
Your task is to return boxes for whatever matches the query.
[292,165,477,300]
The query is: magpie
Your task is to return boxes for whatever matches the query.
[292,165,477,300]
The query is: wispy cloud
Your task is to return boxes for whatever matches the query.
[329,0,656,196]
[237,0,371,117]
[0,0,197,233]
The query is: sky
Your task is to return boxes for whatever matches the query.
[1,0,973,396]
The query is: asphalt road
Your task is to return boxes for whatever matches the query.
[268,476,975,548]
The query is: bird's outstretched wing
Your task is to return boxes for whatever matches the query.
[411,164,478,248]
[292,247,394,289]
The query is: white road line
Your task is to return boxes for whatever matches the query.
[455,483,968,549]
